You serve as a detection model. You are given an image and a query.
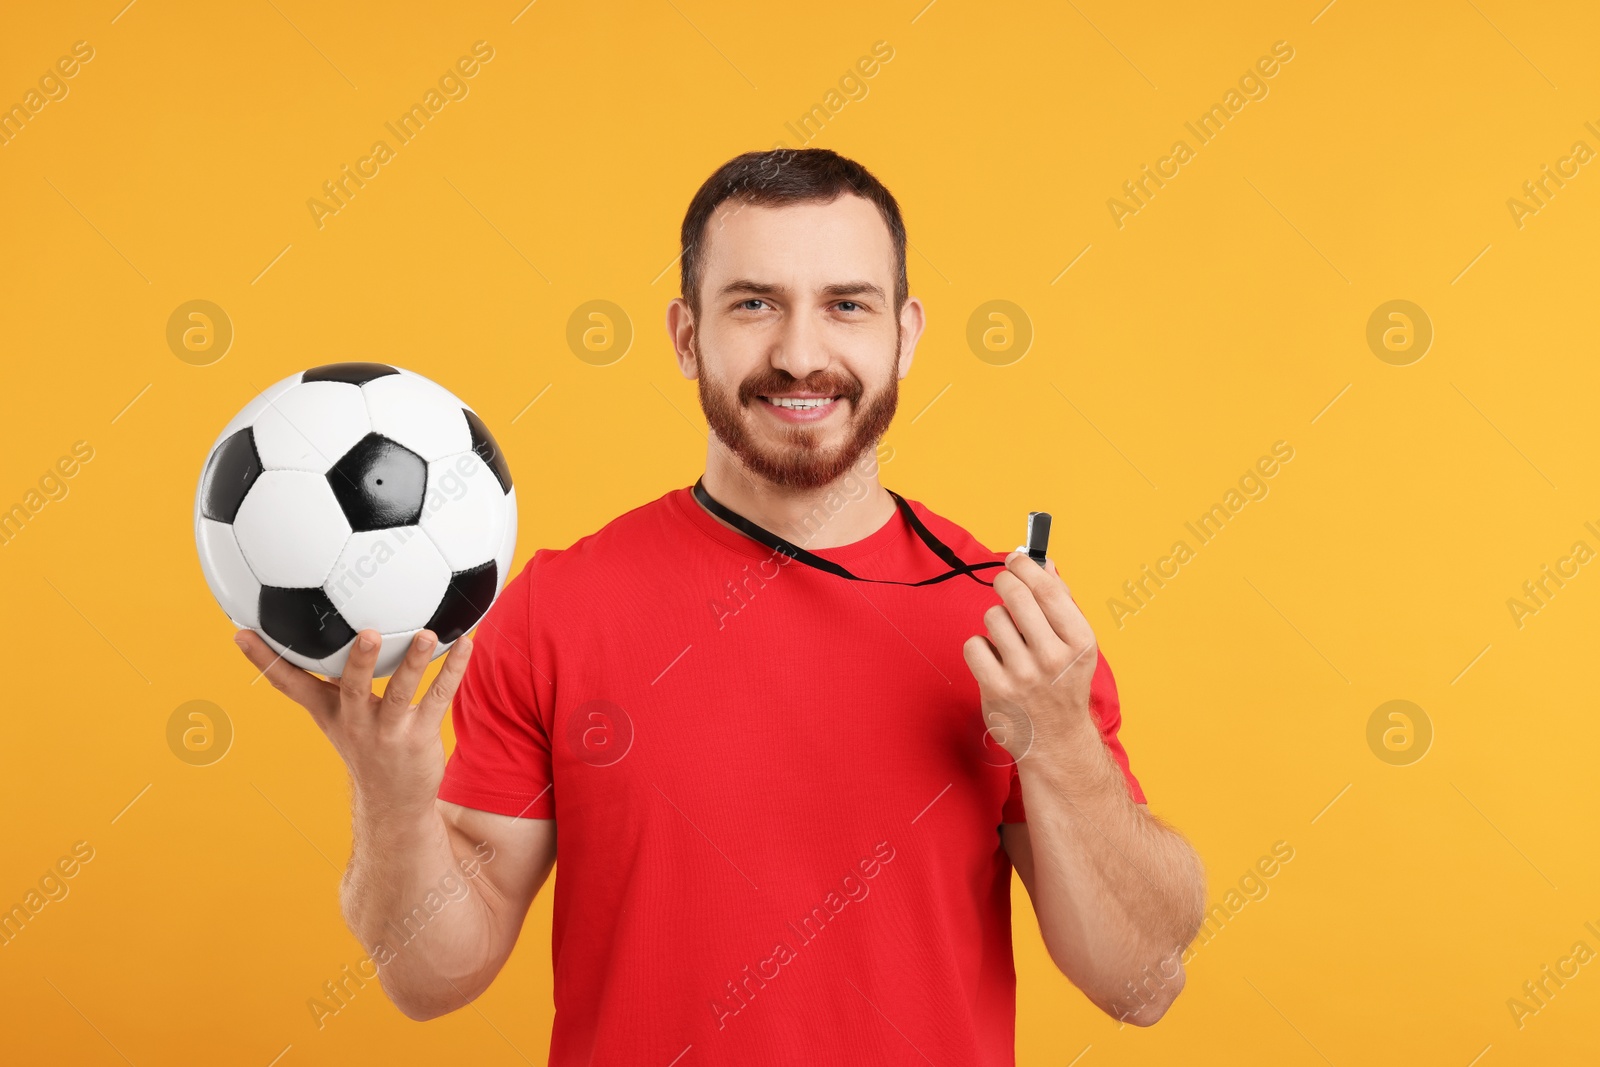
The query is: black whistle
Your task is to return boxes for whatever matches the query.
[1026,512,1051,567]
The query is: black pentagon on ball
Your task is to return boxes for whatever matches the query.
[200,427,262,523]
[425,561,500,644]
[259,586,357,659]
[326,433,427,531]
[463,408,513,493]
[301,362,400,385]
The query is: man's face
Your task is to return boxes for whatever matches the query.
[672,194,921,491]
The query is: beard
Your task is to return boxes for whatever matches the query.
[695,344,899,492]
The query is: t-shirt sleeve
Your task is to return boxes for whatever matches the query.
[437,555,557,820]
[1000,644,1145,823]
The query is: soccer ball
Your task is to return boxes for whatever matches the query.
[194,362,517,678]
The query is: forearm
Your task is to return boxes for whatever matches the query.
[339,792,502,1020]
[1017,727,1205,1022]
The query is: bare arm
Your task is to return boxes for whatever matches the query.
[964,553,1205,1025]
[339,798,555,1019]
[1002,786,1203,1023]
[237,628,557,1021]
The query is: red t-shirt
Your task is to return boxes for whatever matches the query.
[439,485,1143,1065]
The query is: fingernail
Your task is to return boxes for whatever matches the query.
[233,634,247,651]
[417,633,436,652]
[358,634,377,651]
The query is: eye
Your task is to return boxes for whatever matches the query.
[836,301,863,313]
[738,298,768,311]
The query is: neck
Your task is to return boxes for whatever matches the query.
[699,443,895,550]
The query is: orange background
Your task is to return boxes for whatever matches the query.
[2,1,1597,1063]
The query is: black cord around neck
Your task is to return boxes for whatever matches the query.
[691,478,1002,587]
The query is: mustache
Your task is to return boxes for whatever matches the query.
[738,371,863,405]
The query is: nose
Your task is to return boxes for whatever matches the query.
[768,311,829,382]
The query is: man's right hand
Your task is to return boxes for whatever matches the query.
[233,628,473,813]
[233,630,467,812]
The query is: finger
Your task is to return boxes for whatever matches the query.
[1005,550,1092,647]
[336,629,381,714]
[994,561,1057,650]
[235,630,336,724]
[417,636,474,726]
[379,630,438,715]
[961,633,1006,692]
[982,602,1027,666]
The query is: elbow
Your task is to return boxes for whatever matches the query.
[387,984,471,1023]
[397,1002,460,1024]
[1109,964,1186,1026]
[380,969,485,1023]
[393,997,446,1023]
[1087,951,1189,1027]
[381,976,445,1023]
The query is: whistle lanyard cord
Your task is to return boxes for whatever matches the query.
[691,478,1002,588]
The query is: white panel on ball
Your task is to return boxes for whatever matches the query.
[362,372,472,462]
[326,527,452,633]
[233,470,353,588]
[252,381,372,472]
[404,636,456,677]
[257,628,328,674]
[196,518,262,628]
[192,373,299,530]
[420,451,506,571]
[319,631,456,679]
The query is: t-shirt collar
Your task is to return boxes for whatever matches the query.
[669,483,909,566]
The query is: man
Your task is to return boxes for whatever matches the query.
[237,148,1206,1064]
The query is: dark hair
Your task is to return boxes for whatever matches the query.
[679,148,908,319]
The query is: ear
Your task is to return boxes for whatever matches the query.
[896,296,926,380]
[666,298,699,380]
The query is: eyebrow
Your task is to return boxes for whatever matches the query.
[715,279,887,303]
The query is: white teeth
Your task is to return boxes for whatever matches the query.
[764,397,834,410]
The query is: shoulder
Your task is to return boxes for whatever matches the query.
[899,493,1007,565]
[889,492,1014,604]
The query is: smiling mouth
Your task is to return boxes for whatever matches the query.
[759,395,839,410]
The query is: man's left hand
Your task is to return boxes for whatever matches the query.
[962,551,1101,763]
